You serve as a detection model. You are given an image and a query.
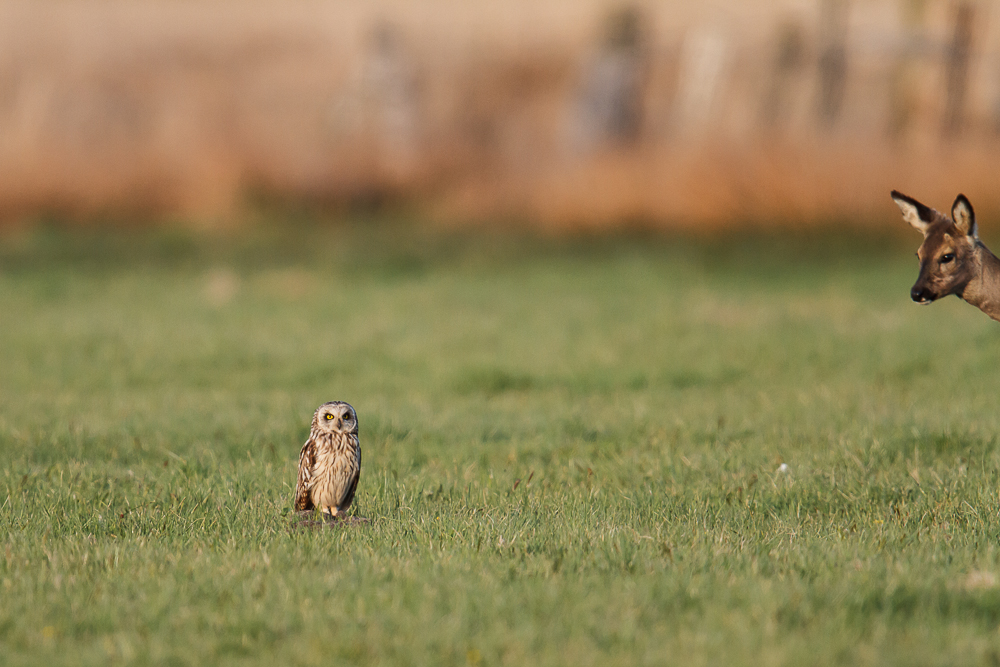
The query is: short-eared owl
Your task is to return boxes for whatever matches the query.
[294,402,361,517]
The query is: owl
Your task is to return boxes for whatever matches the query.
[294,401,361,518]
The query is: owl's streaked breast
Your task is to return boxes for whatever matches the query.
[309,432,361,512]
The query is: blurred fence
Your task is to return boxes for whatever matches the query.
[1,0,1000,228]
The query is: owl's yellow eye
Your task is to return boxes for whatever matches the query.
[325,414,334,420]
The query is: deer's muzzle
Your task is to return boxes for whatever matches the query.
[910,284,935,303]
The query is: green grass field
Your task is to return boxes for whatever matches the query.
[3,220,1000,666]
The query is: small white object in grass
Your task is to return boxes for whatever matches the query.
[777,463,789,474]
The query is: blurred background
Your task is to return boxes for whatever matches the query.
[0,0,998,229]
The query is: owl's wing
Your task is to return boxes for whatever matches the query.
[294,437,317,512]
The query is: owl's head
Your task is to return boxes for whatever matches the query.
[312,401,358,435]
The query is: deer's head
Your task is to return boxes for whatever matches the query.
[892,191,980,304]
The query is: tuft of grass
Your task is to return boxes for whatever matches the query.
[3,222,1000,666]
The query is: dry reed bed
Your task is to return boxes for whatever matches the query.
[1,0,998,228]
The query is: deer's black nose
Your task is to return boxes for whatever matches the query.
[911,285,933,303]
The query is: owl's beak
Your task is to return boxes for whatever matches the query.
[336,417,344,429]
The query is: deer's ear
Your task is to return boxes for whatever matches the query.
[891,190,935,234]
[952,194,977,238]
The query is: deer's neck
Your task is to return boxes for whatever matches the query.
[961,242,1000,323]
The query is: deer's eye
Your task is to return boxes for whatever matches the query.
[940,253,955,264]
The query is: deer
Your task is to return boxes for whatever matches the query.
[891,190,1000,323]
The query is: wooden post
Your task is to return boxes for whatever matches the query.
[942,2,973,138]
[816,0,848,127]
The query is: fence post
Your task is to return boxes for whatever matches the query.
[816,0,848,127]
[761,21,806,130]
[942,2,973,138]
